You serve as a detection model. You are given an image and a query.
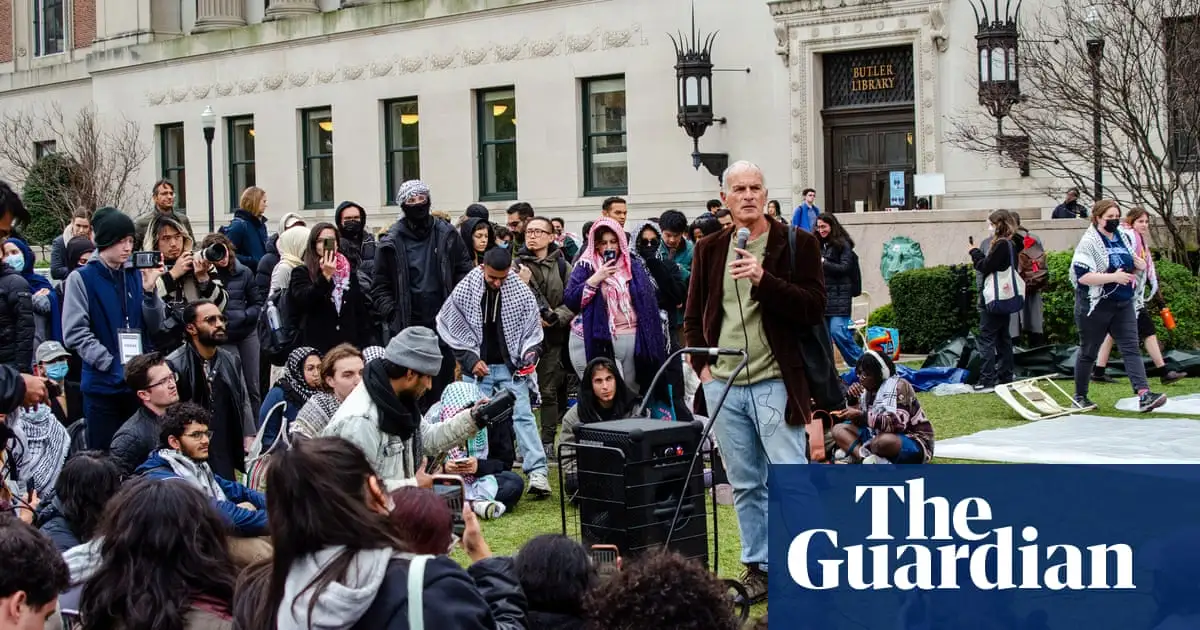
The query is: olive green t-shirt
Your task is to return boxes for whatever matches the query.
[710,232,783,385]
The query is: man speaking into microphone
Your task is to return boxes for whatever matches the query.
[683,160,826,604]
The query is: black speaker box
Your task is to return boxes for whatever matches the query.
[573,419,708,566]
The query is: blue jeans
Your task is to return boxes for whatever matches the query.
[827,316,862,366]
[467,364,547,474]
[493,470,525,510]
[702,378,806,566]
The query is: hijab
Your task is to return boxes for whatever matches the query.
[277,225,311,268]
[280,346,321,408]
[65,237,95,272]
[578,357,636,425]
[578,218,635,323]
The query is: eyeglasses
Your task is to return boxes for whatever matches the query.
[203,315,228,325]
[146,373,177,390]
[184,430,213,440]
[525,227,552,237]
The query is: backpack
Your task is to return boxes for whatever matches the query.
[257,287,304,366]
[65,419,88,458]
[1018,234,1049,292]
[849,249,863,297]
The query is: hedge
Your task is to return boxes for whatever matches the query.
[21,153,77,245]
[887,251,1200,354]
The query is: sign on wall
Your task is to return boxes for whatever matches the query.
[823,46,915,108]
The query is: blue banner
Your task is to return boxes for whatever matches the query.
[768,465,1200,629]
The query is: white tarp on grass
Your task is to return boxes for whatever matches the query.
[936,415,1200,464]
[1114,393,1200,415]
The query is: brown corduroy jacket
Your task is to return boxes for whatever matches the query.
[683,220,826,425]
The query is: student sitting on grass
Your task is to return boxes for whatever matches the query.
[831,350,935,464]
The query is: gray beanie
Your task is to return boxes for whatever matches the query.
[385,327,443,376]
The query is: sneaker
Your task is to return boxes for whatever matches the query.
[735,565,769,605]
[861,454,889,464]
[972,384,994,394]
[1161,370,1186,385]
[472,500,506,520]
[527,470,551,498]
[1073,395,1097,409]
[1138,391,1167,413]
[714,483,734,506]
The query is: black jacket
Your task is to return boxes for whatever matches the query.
[371,218,474,336]
[0,264,34,372]
[288,264,374,354]
[353,555,526,630]
[36,501,81,552]
[0,364,26,413]
[336,201,378,290]
[971,235,1025,307]
[167,344,256,479]
[256,234,280,296]
[820,240,857,317]
[109,406,162,477]
[215,259,264,342]
[474,413,516,478]
[50,234,71,281]
[526,611,586,630]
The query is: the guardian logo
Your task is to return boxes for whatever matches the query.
[787,479,1136,591]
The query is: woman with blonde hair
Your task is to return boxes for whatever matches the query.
[968,209,1023,392]
[225,186,270,268]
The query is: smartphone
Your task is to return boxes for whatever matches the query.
[131,251,162,269]
[602,250,617,263]
[590,544,621,580]
[322,236,336,252]
[432,474,466,537]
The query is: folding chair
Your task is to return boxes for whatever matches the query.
[847,291,872,347]
[994,376,1096,421]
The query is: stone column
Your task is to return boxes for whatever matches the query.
[193,0,247,32]
[264,0,321,20]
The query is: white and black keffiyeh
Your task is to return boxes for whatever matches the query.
[437,267,544,367]
[1070,225,1137,316]
[9,404,68,497]
[154,448,228,502]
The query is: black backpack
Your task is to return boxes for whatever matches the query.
[258,288,304,366]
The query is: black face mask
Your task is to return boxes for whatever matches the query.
[341,219,363,237]
[404,201,432,225]
[1103,218,1121,234]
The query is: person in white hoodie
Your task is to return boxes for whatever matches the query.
[322,327,481,491]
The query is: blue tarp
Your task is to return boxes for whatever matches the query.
[840,364,968,392]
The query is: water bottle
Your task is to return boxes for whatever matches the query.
[267,303,282,331]
[1161,306,1177,330]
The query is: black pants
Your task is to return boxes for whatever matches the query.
[494,470,525,511]
[1075,299,1149,397]
[977,310,1014,387]
[82,391,140,451]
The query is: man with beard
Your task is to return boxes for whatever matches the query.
[134,180,194,246]
[322,327,482,490]
[438,248,550,497]
[371,180,473,404]
[166,300,255,480]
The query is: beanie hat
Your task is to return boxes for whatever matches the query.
[91,207,135,250]
[465,203,489,221]
[385,327,443,376]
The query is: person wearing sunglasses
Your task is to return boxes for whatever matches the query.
[165,300,256,481]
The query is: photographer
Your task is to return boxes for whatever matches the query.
[142,215,227,354]
[203,232,265,413]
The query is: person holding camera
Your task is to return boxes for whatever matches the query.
[322,328,486,491]
[63,206,167,450]
[516,216,576,454]
[288,222,373,354]
[142,214,228,355]
[203,232,265,414]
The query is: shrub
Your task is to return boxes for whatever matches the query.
[868,303,896,329]
[888,265,977,353]
[21,153,78,245]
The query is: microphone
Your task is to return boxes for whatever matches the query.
[735,227,750,259]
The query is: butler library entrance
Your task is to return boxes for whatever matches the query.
[821,46,917,213]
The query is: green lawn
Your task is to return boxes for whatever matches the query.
[457,377,1200,621]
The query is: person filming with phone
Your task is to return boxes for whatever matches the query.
[288,222,374,353]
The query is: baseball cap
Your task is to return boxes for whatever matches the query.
[36,341,70,364]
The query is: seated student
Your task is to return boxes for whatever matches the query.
[135,402,268,539]
[556,357,637,496]
[831,350,935,464]
[515,534,597,630]
[584,551,740,630]
[423,381,524,519]
[258,346,321,450]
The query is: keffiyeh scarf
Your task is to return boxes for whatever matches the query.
[290,393,343,440]
[424,382,497,502]
[9,405,68,497]
[436,267,544,369]
[154,449,228,502]
[578,218,636,328]
[1070,225,1137,316]
[330,252,352,314]
[280,346,321,408]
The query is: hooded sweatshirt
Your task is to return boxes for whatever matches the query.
[144,214,228,313]
[277,547,394,629]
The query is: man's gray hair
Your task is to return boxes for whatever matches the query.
[721,161,766,192]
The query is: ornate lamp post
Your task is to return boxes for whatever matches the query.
[972,0,1028,175]
[201,105,216,232]
[1085,5,1105,201]
[671,11,728,184]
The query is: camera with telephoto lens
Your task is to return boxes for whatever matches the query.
[197,243,227,264]
[131,251,162,269]
[472,389,516,427]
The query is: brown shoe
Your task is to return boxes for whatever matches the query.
[736,564,769,605]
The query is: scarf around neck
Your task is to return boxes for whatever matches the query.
[280,346,321,408]
[364,360,420,441]
[432,382,488,485]
[330,252,351,314]
[1070,225,1136,316]
[579,218,635,325]
[436,266,544,367]
[9,405,68,497]
[1120,224,1159,310]
[155,449,228,502]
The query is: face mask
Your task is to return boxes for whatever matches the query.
[3,254,23,273]
[46,362,69,381]
[341,219,362,237]
[497,241,510,249]
[1103,219,1121,233]
[403,201,432,224]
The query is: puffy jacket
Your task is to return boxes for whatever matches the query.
[371,219,474,336]
[224,209,270,268]
[0,263,34,372]
[37,500,82,552]
[0,364,26,414]
[287,264,373,354]
[320,381,479,491]
[135,450,268,536]
[166,345,256,480]
[214,259,263,342]
[516,244,575,346]
[255,234,280,297]
[353,555,527,630]
[820,240,856,317]
[108,406,162,477]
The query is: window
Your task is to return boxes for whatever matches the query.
[477,88,517,200]
[227,116,256,208]
[384,99,420,203]
[158,123,186,211]
[582,76,628,195]
[301,108,334,209]
[1166,16,1200,170]
[34,140,56,160]
[33,0,65,57]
